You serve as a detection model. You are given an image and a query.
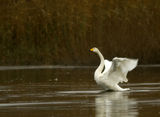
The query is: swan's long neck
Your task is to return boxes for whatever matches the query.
[95,50,104,77]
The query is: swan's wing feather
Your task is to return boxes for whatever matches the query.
[102,60,112,74]
[119,58,138,72]
[111,57,138,72]
[108,57,138,83]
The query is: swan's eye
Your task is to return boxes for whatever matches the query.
[90,48,94,51]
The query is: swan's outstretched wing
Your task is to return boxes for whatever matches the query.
[107,57,138,83]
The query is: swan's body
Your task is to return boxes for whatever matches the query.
[90,47,138,91]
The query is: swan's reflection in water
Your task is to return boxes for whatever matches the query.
[95,92,138,117]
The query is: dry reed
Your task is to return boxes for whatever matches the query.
[0,0,160,65]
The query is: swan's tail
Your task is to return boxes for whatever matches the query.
[112,84,130,91]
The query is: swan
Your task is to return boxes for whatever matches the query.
[90,47,138,91]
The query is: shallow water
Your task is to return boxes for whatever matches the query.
[0,66,160,117]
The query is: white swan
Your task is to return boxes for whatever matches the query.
[90,47,138,91]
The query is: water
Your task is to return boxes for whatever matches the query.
[0,66,160,117]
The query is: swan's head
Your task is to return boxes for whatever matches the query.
[90,47,99,53]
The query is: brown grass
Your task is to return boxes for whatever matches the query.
[0,0,160,65]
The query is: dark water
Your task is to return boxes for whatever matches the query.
[0,66,160,117]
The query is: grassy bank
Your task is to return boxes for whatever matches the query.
[0,0,160,65]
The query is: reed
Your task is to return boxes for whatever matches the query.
[0,0,160,65]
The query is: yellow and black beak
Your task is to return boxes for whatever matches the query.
[90,48,94,51]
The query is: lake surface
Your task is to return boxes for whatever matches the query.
[0,66,160,117]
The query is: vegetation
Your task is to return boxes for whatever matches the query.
[0,0,160,65]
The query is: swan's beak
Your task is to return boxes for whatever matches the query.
[90,48,94,51]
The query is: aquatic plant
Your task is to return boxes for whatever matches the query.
[0,0,160,65]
